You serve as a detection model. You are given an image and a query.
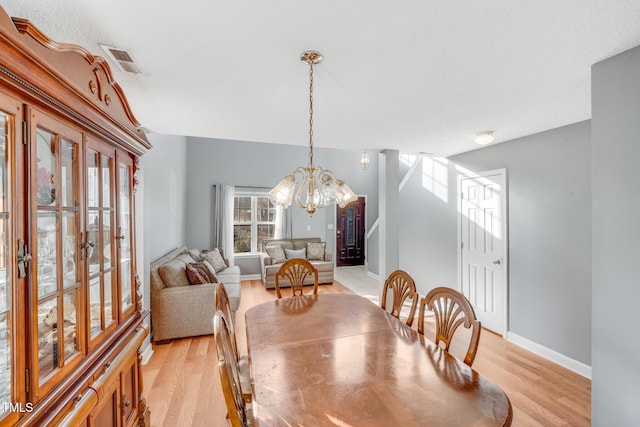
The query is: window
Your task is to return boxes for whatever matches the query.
[233,194,276,253]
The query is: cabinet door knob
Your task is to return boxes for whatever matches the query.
[493,259,502,265]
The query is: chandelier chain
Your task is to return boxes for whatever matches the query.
[308,61,314,167]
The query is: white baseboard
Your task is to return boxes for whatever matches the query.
[241,274,261,281]
[506,331,592,379]
[140,341,154,365]
[367,271,380,281]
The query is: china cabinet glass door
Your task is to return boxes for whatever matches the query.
[86,141,117,346]
[30,110,84,400]
[0,95,20,424]
[117,155,135,317]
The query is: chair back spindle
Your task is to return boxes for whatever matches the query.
[381,269,418,327]
[275,258,319,298]
[418,287,481,366]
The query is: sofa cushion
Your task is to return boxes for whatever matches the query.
[266,245,286,263]
[313,260,334,273]
[223,281,242,312]
[158,259,190,287]
[187,248,203,262]
[306,242,326,260]
[201,248,227,272]
[176,253,197,264]
[216,265,241,285]
[285,248,306,260]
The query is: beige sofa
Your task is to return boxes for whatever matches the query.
[150,246,241,342]
[260,237,334,289]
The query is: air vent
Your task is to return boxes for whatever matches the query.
[99,44,142,74]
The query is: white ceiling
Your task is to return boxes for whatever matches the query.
[3,1,640,156]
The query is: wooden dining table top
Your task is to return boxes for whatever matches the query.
[245,293,512,427]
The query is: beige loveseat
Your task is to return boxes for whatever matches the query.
[150,246,241,342]
[260,237,334,289]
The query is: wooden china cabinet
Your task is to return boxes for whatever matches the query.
[0,6,151,426]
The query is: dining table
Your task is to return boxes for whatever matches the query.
[244,293,513,426]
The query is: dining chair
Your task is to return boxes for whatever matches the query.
[417,286,481,367]
[275,258,319,299]
[380,269,419,327]
[215,283,251,401]
[214,311,254,427]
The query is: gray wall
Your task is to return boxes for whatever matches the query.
[398,121,592,365]
[142,132,188,266]
[185,137,378,263]
[591,45,640,425]
[399,155,458,289]
[234,254,262,276]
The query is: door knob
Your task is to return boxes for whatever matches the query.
[493,259,501,265]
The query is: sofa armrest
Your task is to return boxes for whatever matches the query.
[262,255,273,266]
[150,283,218,341]
[325,252,332,262]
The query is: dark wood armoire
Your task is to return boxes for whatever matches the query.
[0,6,152,426]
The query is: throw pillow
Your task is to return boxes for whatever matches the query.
[201,248,227,272]
[217,248,230,267]
[202,261,219,283]
[185,263,208,285]
[285,248,307,260]
[158,260,190,287]
[191,262,218,283]
[266,245,286,264]
[306,242,326,260]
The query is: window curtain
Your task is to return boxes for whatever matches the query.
[274,205,292,239]
[212,184,235,266]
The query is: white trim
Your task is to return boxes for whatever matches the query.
[367,271,380,281]
[140,341,154,365]
[241,274,261,280]
[457,168,509,336]
[366,218,379,239]
[506,332,592,379]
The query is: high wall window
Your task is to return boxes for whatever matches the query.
[233,194,276,253]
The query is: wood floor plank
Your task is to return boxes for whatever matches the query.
[142,279,591,426]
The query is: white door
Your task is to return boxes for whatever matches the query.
[458,170,508,335]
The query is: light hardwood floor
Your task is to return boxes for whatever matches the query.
[142,279,591,426]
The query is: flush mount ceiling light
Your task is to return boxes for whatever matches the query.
[475,131,495,145]
[360,151,370,170]
[269,51,357,216]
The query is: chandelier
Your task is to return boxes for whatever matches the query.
[270,51,357,216]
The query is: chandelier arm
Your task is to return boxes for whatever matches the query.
[292,166,310,209]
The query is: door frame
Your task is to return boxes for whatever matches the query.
[333,194,367,267]
[456,168,509,335]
